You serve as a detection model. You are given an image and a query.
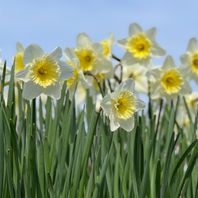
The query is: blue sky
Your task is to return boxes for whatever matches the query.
[0,0,198,67]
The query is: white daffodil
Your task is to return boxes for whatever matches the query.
[118,23,166,66]
[150,56,191,99]
[15,42,25,72]
[181,37,198,83]
[74,33,113,75]
[123,63,148,93]
[101,79,145,132]
[16,44,73,100]
[64,48,89,97]
[101,33,114,59]
[185,92,198,114]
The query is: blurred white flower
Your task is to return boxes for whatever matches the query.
[181,37,198,83]
[74,33,113,75]
[123,63,148,93]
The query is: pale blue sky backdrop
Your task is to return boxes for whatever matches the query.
[0,0,198,68]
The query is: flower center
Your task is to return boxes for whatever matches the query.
[75,48,95,71]
[67,68,79,88]
[191,52,198,75]
[112,91,136,119]
[30,56,60,88]
[15,52,25,72]
[127,34,152,59]
[161,69,183,95]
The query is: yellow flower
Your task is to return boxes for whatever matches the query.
[101,79,145,132]
[16,44,73,100]
[181,38,198,82]
[150,56,191,99]
[118,23,166,66]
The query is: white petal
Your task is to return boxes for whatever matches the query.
[152,42,166,57]
[93,56,113,74]
[23,44,44,65]
[129,23,142,35]
[109,114,120,132]
[180,54,190,65]
[101,94,112,115]
[23,81,42,100]
[118,116,134,132]
[49,47,62,61]
[59,61,73,81]
[180,82,192,95]
[15,66,30,82]
[64,48,78,61]
[146,27,157,41]
[117,79,135,92]
[162,56,176,69]
[77,33,92,48]
[135,99,145,111]
[93,43,102,52]
[187,38,197,52]
[16,42,24,52]
[121,52,136,67]
[117,38,127,47]
[135,78,148,93]
[43,83,62,99]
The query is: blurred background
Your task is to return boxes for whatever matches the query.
[0,0,198,67]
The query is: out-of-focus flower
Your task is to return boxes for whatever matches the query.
[15,42,25,72]
[101,33,114,59]
[118,23,166,66]
[123,63,148,93]
[181,37,198,83]
[16,44,73,100]
[101,79,145,132]
[150,56,191,99]
[74,33,113,75]
[64,48,89,97]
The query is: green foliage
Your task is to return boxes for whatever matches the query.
[0,64,198,198]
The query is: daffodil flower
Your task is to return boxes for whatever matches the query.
[123,63,148,93]
[64,48,89,97]
[15,42,25,72]
[16,44,73,100]
[118,23,166,66]
[101,33,114,59]
[101,79,145,132]
[181,37,198,83]
[150,56,191,99]
[74,33,113,75]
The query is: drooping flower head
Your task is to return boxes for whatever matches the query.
[101,79,145,132]
[118,23,166,66]
[16,44,73,100]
